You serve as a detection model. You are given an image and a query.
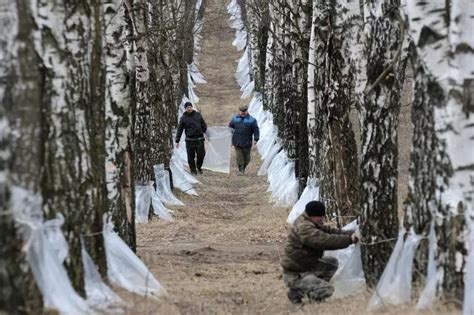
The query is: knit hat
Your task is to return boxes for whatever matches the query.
[239,105,248,111]
[184,102,193,109]
[305,201,326,217]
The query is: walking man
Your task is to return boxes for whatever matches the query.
[280,201,358,304]
[176,102,207,175]
[229,105,259,175]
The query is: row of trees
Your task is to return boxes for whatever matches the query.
[0,0,204,312]
[239,0,473,303]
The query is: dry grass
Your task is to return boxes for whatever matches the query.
[120,0,456,314]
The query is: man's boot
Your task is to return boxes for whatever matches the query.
[238,165,244,175]
[190,169,197,175]
[287,289,304,304]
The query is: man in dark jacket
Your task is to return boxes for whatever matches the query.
[176,102,208,174]
[280,201,358,304]
[228,105,259,175]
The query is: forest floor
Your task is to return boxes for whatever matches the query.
[122,1,454,314]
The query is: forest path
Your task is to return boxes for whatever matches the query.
[125,0,371,314]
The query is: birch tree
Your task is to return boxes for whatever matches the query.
[405,0,474,301]
[104,0,137,250]
[245,0,269,92]
[286,0,311,193]
[1,1,43,311]
[307,0,360,223]
[359,0,407,286]
[133,0,198,184]
[36,0,107,293]
[132,0,165,184]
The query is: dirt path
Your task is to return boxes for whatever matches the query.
[125,1,371,314]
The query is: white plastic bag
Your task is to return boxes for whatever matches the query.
[287,178,320,224]
[82,245,124,312]
[136,183,173,223]
[154,164,184,206]
[258,140,281,176]
[43,214,69,263]
[26,219,92,315]
[150,187,174,222]
[416,221,437,309]
[274,175,299,208]
[368,228,421,309]
[330,244,366,299]
[241,80,254,99]
[104,223,166,299]
[188,62,207,84]
[267,150,287,184]
[202,126,233,173]
[170,155,198,195]
[135,185,152,224]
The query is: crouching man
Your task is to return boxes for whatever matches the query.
[280,201,358,304]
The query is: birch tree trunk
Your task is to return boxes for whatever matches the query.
[132,0,162,184]
[288,0,311,194]
[245,0,269,92]
[0,1,43,311]
[263,5,277,111]
[104,0,137,250]
[36,0,107,293]
[405,0,474,300]
[267,2,286,138]
[307,0,323,181]
[359,0,406,287]
[308,0,360,223]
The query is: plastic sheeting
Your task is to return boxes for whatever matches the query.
[269,161,299,207]
[104,223,166,299]
[135,183,174,223]
[188,62,207,84]
[43,215,69,263]
[241,80,255,99]
[287,178,320,224]
[330,245,366,299]
[323,221,365,299]
[170,154,199,195]
[368,229,422,310]
[82,245,124,312]
[202,126,233,173]
[257,139,281,176]
[154,164,184,206]
[228,0,246,51]
[25,217,92,315]
[135,184,152,223]
[416,221,437,309]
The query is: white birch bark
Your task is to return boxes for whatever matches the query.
[103,0,136,250]
[359,0,407,286]
[0,2,40,311]
[306,0,319,179]
[32,0,107,293]
[406,0,474,299]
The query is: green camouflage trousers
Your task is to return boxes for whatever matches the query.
[282,256,338,302]
[235,146,251,168]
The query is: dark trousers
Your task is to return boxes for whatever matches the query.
[282,256,339,302]
[234,146,251,168]
[186,139,205,171]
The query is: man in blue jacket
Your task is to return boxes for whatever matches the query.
[229,105,259,175]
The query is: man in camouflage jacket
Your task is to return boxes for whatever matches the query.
[280,201,358,304]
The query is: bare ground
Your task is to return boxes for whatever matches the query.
[123,1,455,314]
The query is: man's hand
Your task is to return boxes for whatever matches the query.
[254,140,258,145]
[176,142,180,148]
[351,234,359,244]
